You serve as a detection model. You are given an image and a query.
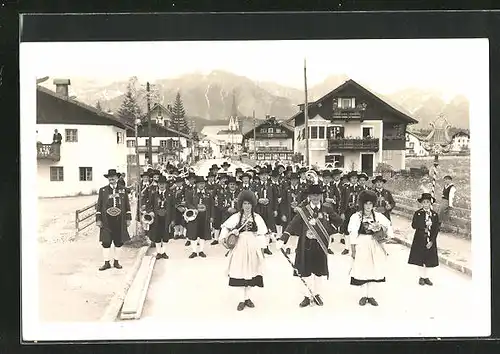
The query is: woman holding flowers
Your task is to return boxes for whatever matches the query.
[348,190,393,307]
[218,190,268,311]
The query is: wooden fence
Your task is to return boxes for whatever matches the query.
[75,202,97,236]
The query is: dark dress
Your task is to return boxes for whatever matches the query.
[408,208,440,267]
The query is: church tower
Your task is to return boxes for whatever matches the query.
[228,89,240,132]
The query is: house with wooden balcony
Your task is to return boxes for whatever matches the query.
[36,79,132,197]
[242,115,295,162]
[125,116,192,167]
[287,79,418,175]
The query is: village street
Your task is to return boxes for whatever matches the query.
[136,159,475,338]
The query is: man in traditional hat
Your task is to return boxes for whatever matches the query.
[172,176,187,240]
[270,168,285,238]
[277,184,342,307]
[322,170,341,255]
[357,173,369,190]
[280,172,303,255]
[240,173,252,190]
[439,175,456,226]
[253,167,278,255]
[146,175,174,259]
[221,161,231,174]
[339,171,363,255]
[96,169,132,271]
[372,175,395,221]
[185,176,213,258]
[235,167,244,182]
[221,176,240,224]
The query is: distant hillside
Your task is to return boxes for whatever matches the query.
[51,71,470,129]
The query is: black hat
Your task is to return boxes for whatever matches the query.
[299,167,307,173]
[195,176,206,184]
[140,171,149,178]
[417,193,436,203]
[254,165,261,170]
[290,172,299,180]
[358,190,378,208]
[259,167,270,175]
[347,171,359,179]
[235,167,243,172]
[210,164,219,170]
[227,176,237,183]
[241,172,251,179]
[221,161,231,168]
[152,169,161,176]
[285,165,293,171]
[104,169,121,178]
[237,190,257,209]
[321,170,332,177]
[372,175,387,184]
[218,172,229,179]
[187,172,196,179]
[207,172,216,178]
[305,184,324,195]
[147,168,154,174]
[277,164,285,169]
[358,172,369,180]
[175,177,184,183]
[270,169,280,177]
[158,175,168,184]
[443,175,452,180]
[332,168,343,176]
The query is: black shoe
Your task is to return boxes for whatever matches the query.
[185,240,191,246]
[99,261,111,271]
[313,294,324,306]
[264,247,272,255]
[424,278,433,286]
[340,239,346,245]
[359,297,368,306]
[244,299,255,308]
[198,252,207,258]
[162,253,169,259]
[327,249,334,255]
[211,240,219,245]
[419,277,426,286]
[156,253,163,260]
[286,248,291,255]
[237,302,246,311]
[189,252,198,259]
[367,297,378,306]
[341,249,349,255]
[299,297,311,308]
[113,260,122,269]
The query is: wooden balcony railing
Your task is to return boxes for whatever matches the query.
[137,145,182,154]
[37,143,61,161]
[255,146,293,152]
[331,107,365,120]
[328,138,379,152]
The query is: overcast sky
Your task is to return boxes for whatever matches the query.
[23,39,487,97]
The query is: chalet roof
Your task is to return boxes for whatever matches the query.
[452,131,470,138]
[241,117,294,137]
[406,131,426,140]
[126,119,191,139]
[150,103,173,115]
[37,85,133,130]
[286,79,418,125]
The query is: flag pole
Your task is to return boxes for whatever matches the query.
[304,58,310,167]
[253,110,257,160]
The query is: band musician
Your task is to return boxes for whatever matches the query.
[279,172,303,255]
[253,167,278,255]
[185,176,214,258]
[96,169,132,271]
[372,175,395,221]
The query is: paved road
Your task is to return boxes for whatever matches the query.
[139,159,478,338]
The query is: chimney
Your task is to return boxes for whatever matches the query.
[53,79,71,98]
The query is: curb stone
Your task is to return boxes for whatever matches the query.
[391,236,472,277]
[100,242,151,322]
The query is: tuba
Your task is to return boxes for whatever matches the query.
[141,211,155,230]
[183,208,198,222]
[305,170,320,184]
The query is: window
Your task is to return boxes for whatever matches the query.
[265,154,272,160]
[275,128,281,133]
[327,126,345,139]
[260,128,267,133]
[325,155,344,167]
[362,127,374,138]
[409,142,415,148]
[158,155,169,164]
[50,166,64,181]
[310,127,318,139]
[65,129,78,142]
[126,140,135,148]
[257,153,264,160]
[341,98,352,109]
[127,154,138,164]
[160,140,167,147]
[172,140,180,148]
[117,132,124,144]
[318,127,325,139]
[268,128,274,133]
[383,150,394,160]
[79,167,93,181]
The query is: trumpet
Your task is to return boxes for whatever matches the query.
[183,208,199,222]
[305,170,320,184]
[141,210,155,226]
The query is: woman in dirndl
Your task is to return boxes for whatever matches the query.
[348,190,393,307]
[218,190,268,311]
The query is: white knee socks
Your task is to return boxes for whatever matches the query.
[191,239,198,253]
[214,229,220,240]
[114,246,121,262]
[302,276,315,297]
[420,266,428,278]
[103,248,111,262]
[365,283,370,297]
[313,275,323,295]
[155,242,162,254]
[198,239,205,253]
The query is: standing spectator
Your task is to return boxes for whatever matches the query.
[52,129,62,144]
[439,175,456,225]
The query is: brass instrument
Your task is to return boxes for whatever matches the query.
[141,211,155,231]
[375,192,387,213]
[305,170,320,184]
[183,208,198,222]
[291,191,298,209]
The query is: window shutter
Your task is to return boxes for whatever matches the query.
[351,98,356,108]
[337,155,345,167]
[339,127,345,138]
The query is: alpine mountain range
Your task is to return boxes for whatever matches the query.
[41,70,470,131]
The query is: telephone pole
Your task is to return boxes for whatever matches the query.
[253,110,257,159]
[304,58,310,166]
[147,82,152,164]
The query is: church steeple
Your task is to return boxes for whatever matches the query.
[229,89,240,132]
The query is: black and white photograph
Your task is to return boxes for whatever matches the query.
[20,38,490,340]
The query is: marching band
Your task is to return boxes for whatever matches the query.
[95,161,442,310]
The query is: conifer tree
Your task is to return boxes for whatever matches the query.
[117,81,143,124]
[96,100,103,112]
[171,92,189,133]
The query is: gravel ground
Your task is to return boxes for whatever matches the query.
[37,195,142,322]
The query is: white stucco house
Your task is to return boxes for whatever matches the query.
[450,131,470,153]
[36,79,132,197]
